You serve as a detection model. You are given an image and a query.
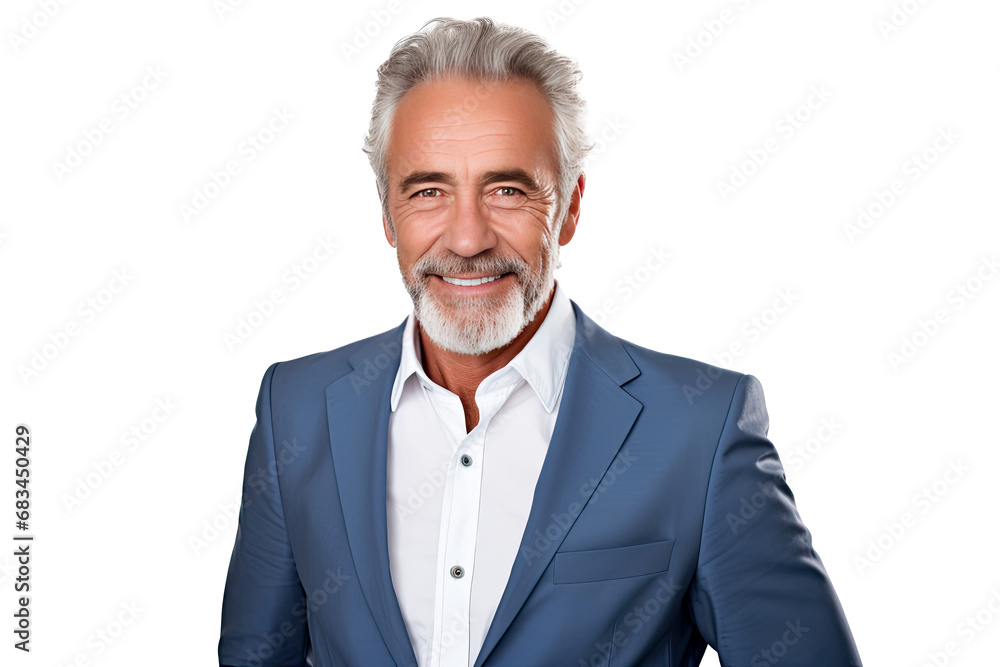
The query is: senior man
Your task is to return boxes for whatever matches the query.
[219,16,862,667]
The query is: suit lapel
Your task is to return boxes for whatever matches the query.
[474,302,641,666]
[325,319,417,667]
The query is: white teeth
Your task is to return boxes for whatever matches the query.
[440,274,504,286]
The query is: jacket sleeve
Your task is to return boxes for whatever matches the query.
[687,374,862,666]
[219,362,310,666]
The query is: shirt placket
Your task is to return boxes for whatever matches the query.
[428,378,515,667]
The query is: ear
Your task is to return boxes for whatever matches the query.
[377,183,396,247]
[558,173,585,246]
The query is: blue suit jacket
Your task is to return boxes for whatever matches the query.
[219,300,861,666]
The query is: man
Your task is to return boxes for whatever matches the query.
[219,17,862,667]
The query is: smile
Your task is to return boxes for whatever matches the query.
[437,273,511,286]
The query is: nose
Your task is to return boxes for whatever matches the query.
[441,192,498,258]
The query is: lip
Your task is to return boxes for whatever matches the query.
[432,272,514,293]
[439,273,503,281]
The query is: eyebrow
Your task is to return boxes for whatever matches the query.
[397,171,452,194]
[480,169,541,192]
[397,168,541,195]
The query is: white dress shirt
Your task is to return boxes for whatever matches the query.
[386,280,576,667]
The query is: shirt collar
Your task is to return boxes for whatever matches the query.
[390,279,576,413]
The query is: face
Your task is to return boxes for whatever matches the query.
[383,75,581,356]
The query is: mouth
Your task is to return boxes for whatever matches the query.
[438,273,511,286]
[431,272,515,290]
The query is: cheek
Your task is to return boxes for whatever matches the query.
[391,202,450,238]
[495,208,556,250]
[393,234,433,275]
[395,242,417,267]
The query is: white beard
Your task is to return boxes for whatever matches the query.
[402,235,560,356]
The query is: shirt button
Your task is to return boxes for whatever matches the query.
[460,454,473,467]
[450,565,465,579]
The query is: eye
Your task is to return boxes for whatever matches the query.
[497,186,522,197]
[414,188,440,198]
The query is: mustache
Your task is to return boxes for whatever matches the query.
[413,253,527,279]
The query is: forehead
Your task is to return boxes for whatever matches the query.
[386,75,558,178]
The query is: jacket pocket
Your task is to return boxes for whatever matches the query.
[552,539,675,584]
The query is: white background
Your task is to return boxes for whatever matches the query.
[2,0,999,665]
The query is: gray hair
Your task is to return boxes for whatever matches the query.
[362,16,592,240]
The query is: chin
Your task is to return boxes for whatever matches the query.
[416,293,527,356]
